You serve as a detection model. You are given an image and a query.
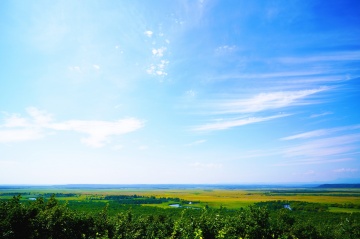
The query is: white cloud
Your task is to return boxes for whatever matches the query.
[277,158,353,166]
[310,111,333,118]
[93,64,100,70]
[274,132,360,166]
[215,45,238,54]
[278,51,360,64]
[156,70,166,76]
[186,139,206,146]
[146,65,156,74]
[50,119,144,148]
[209,70,326,81]
[217,87,329,114]
[282,129,331,141]
[26,107,53,125]
[239,127,360,166]
[158,60,168,68]
[281,124,360,140]
[3,115,30,128]
[333,168,358,173]
[147,60,169,77]
[193,114,289,131]
[185,90,196,98]
[191,84,330,135]
[283,134,360,158]
[152,47,166,57]
[0,108,144,147]
[0,107,52,142]
[144,30,153,37]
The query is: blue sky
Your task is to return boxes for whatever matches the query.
[1,0,359,184]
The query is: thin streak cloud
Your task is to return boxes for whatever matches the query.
[281,124,360,140]
[193,114,289,131]
[216,87,329,114]
[278,51,360,64]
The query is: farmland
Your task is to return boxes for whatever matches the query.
[1,184,360,238]
[1,184,360,212]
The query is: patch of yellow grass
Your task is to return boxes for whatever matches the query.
[2,188,359,210]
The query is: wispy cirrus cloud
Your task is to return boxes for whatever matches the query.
[0,107,144,147]
[276,125,360,165]
[281,124,360,140]
[193,114,289,131]
[191,86,329,132]
[283,134,360,158]
[209,70,327,81]
[278,51,360,64]
[236,124,360,166]
[333,168,358,173]
[309,111,333,118]
[215,86,329,114]
[185,139,206,146]
[277,158,353,166]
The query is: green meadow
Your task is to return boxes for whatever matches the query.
[1,186,360,212]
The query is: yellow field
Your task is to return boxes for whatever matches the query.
[1,188,359,210]
[45,188,359,209]
[123,189,360,208]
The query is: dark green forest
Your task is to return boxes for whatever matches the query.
[1,195,359,239]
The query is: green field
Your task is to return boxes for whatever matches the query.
[1,186,360,212]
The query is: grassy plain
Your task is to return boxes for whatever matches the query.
[1,186,360,213]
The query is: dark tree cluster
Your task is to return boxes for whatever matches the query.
[255,200,329,212]
[103,195,181,205]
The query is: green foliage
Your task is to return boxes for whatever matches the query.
[0,195,359,239]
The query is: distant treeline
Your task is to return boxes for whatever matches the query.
[42,193,78,197]
[330,203,360,209]
[104,195,180,205]
[97,195,199,205]
[0,192,32,196]
[0,193,78,198]
[265,192,360,197]
[317,184,360,188]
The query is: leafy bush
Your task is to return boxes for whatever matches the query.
[0,195,359,239]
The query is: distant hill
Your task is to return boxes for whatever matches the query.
[317,184,360,188]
